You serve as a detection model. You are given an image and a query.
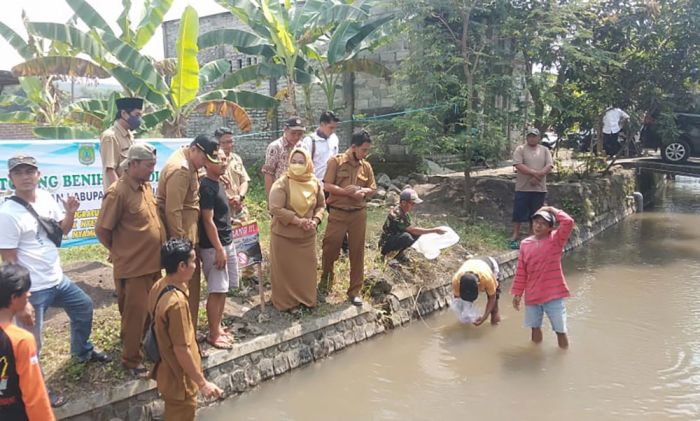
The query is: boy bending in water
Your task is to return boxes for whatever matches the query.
[511,206,574,348]
[450,256,501,325]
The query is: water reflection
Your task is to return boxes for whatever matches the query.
[201,177,700,421]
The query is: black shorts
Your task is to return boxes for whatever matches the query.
[512,191,546,223]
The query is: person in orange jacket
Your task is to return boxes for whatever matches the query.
[0,262,54,421]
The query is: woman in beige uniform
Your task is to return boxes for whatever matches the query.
[268,148,325,311]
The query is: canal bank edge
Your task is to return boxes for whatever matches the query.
[56,169,664,421]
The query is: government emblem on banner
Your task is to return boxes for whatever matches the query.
[78,144,96,166]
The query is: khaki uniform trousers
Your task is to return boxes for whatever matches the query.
[116,272,160,368]
[189,251,202,331]
[164,396,197,421]
[321,207,368,298]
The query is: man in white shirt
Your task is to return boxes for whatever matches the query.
[602,107,630,156]
[0,156,111,365]
[301,111,340,185]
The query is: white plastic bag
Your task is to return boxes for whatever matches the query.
[450,298,480,324]
[411,226,459,259]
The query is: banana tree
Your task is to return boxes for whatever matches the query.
[204,0,370,114]
[149,6,278,137]
[18,3,277,137]
[0,15,115,138]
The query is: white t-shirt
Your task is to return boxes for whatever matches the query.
[603,108,630,134]
[301,131,339,182]
[0,189,65,291]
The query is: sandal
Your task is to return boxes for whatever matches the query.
[48,390,67,408]
[125,365,150,379]
[206,336,233,350]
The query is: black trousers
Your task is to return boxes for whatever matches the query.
[380,232,418,256]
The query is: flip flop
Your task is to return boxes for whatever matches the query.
[48,390,67,408]
[125,365,150,379]
[206,337,233,350]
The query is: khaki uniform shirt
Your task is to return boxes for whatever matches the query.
[157,148,200,244]
[324,150,377,210]
[97,176,165,279]
[513,144,553,192]
[222,152,250,198]
[149,278,201,400]
[100,122,133,192]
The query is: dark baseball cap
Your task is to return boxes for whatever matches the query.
[531,209,554,226]
[8,155,38,171]
[191,135,220,164]
[284,116,305,131]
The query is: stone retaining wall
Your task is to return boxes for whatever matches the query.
[56,171,658,420]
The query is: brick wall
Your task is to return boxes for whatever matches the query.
[0,123,37,140]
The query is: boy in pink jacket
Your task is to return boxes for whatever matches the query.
[511,206,574,348]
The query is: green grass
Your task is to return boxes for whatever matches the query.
[59,243,109,265]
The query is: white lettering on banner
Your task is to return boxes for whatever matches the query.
[0,138,190,247]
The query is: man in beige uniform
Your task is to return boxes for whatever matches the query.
[214,127,251,222]
[96,144,165,377]
[157,135,220,327]
[100,97,143,192]
[510,128,553,249]
[321,130,377,306]
[149,239,222,421]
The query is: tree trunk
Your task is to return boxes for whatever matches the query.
[161,114,186,138]
[341,71,355,149]
[284,76,298,116]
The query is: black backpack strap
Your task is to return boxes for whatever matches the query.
[8,196,41,219]
[152,284,183,314]
[8,195,52,232]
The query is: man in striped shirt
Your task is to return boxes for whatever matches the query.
[511,206,574,348]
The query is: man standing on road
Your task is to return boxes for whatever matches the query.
[262,117,306,198]
[510,128,553,249]
[158,136,220,328]
[602,106,630,157]
[301,111,340,184]
[96,144,165,378]
[149,239,223,421]
[214,127,251,222]
[320,130,377,306]
[0,155,111,407]
[100,97,143,192]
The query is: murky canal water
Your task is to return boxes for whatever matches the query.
[201,177,700,420]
